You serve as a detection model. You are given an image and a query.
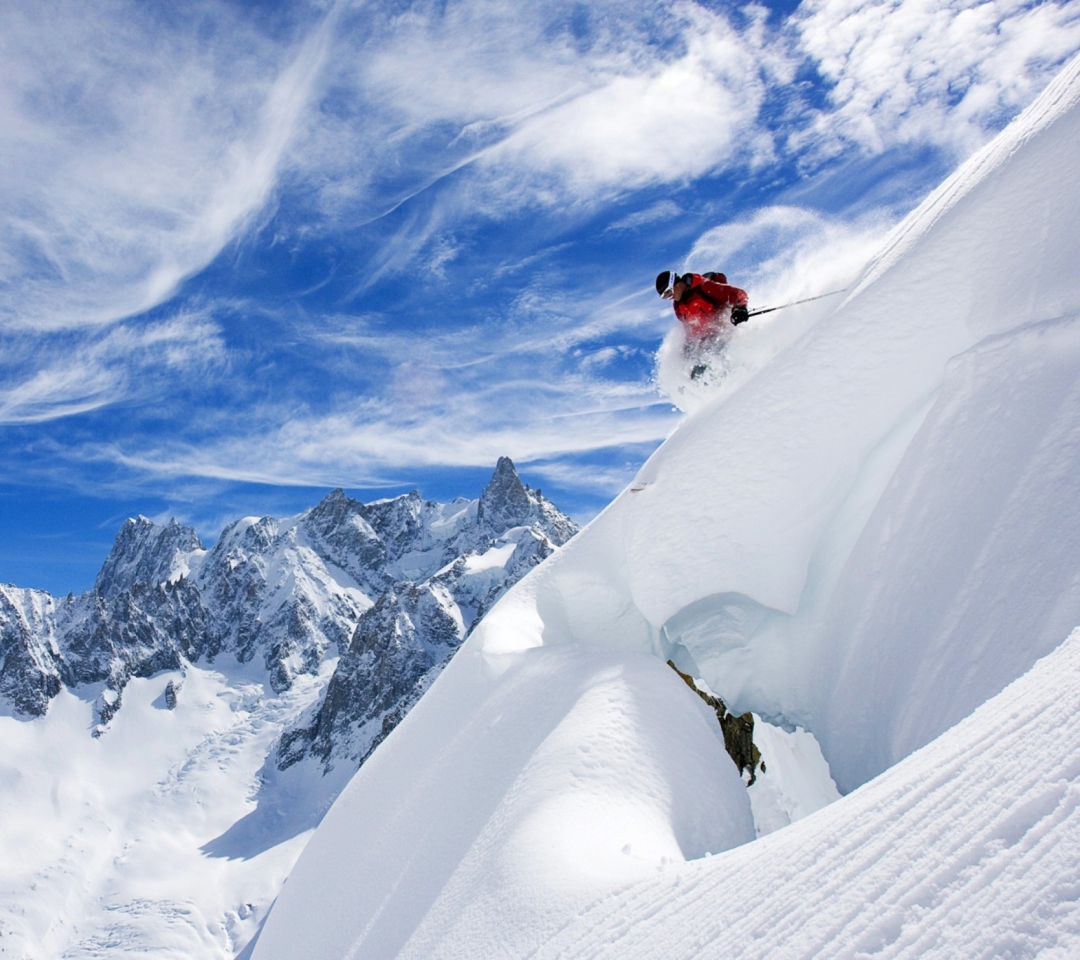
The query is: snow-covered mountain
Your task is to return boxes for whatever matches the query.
[249,53,1080,960]
[0,458,576,958]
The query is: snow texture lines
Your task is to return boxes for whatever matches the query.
[534,628,1080,960]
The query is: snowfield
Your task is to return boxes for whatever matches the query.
[0,662,323,958]
[252,51,1080,960]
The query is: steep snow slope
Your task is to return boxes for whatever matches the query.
[253,53,1080,960]
[257,646,755,960]
[531,626,1080,960]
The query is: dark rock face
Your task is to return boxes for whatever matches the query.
[0,587,62,718]
[59,577,213,693]
[94,517,203,601]
[361,491,428,567]
[280,590,432,768]
[478,456,533,534]
[302,489,386,589]
[280,583,462,770]
[0,459,578,771]
[164,679,180,710]
[668,660,762,785]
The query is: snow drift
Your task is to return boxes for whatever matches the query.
[252,52,1080,960]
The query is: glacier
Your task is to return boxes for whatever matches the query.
[251,51,1080,960]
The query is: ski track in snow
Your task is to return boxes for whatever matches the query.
[533,629,1080,960]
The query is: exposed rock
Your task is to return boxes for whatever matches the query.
[0,459,579,768]
[94,517,203,601]
[478,456,533,534]
[164,679,180,710]
[0,586,62,718]
[94,686,123,733]
[302,489,387,590]
[668,660,762,785]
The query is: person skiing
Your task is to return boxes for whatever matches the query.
[655,270,749,378]
[655,270,749,335]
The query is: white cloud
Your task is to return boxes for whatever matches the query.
[5,0,1080,497]
[287,0,791,224]
[58,278,675,487]
[684,204,893,307]
[485,6,769,192]
[3,0,1076,345]
[0,313,225,424]
[792,0,1080,159]
[95,389,674,489]
[0,0,331,332]
[607,201,684,232]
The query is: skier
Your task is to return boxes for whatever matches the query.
[655,270,749,378]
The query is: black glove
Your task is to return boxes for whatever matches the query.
[731,305,749,325]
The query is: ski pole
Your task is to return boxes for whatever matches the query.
[747,288,847,318]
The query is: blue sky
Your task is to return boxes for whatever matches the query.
[2,0,1079,594]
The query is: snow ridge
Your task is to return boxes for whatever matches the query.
[249,52,1080,960]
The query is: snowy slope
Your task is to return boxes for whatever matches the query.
[0,662,322,958]
[531,626,1080,960]
[252,52,1080,960]
[0,462,576,959]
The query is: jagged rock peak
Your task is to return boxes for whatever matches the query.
[306,488,364,532]
[314,488,352,511]
[478,457,532,535]
[94,516,204,601]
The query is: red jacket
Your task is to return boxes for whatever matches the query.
[674,274,748,339]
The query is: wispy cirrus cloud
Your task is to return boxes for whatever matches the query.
[107,391,672,486]
[286,0,787,228]
[3,0,1080,541]
[476,4,781,195]
[295,0,1080,227]
[38,268,671,492]
[5,0,1076,344]
[685,204,893,306]
[0,312,226,424]
[0,0,332,333]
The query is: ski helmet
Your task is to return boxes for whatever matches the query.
[655,270,672,296]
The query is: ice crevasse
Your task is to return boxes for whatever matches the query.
[251,52,1080,960]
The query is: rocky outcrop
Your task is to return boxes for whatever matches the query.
[668,660,762,785]
[0,586,62,718]
[94,517,202,601]
[478,456,532,534]
[164,679,180,710]
[301,489,387,590]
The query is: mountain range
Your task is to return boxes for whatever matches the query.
[0,457,577,958]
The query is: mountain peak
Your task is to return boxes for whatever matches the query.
[308,488,362,526]
[94,516,203,601]
[478,457,532,534]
